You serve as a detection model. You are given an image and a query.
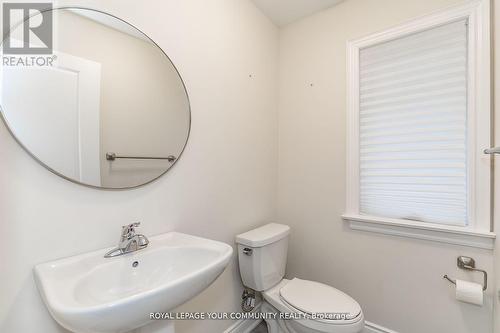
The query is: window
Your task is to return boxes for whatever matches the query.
[359,19,468,226]
[343,0,494,249]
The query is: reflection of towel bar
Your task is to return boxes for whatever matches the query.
[106,152,176,163]
[443,256,487,291]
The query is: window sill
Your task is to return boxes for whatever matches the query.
[342,214,496,250]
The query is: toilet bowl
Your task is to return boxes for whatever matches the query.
[236,224,364,333]
[261,279,364,333]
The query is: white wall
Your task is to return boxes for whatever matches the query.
[277,0,495,332]
[0,1,278,333]
[493,0,500,331]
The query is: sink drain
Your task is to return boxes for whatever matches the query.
[132,261,139,267]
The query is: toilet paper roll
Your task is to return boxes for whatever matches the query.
[455,279,483,306]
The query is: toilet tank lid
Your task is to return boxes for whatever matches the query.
[236,223,290,247]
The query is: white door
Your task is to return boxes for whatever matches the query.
[0,51,102,185]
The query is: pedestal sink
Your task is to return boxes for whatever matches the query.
[33,232,233,333]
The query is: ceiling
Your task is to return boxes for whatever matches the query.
[251,0,345,26]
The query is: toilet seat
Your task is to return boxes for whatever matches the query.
[262,279,364,333]
[279,278,362,322]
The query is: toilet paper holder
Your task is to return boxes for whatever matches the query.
[443,256,487,291]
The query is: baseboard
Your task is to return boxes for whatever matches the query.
[223,304,262,333]
[364,321,399,333]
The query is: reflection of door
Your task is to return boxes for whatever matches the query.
[0,52,101,185]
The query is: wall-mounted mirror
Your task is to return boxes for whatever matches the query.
[0,7,191,189]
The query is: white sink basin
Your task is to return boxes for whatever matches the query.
[34,232,233,333]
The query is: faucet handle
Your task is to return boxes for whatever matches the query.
[121,222,141,239]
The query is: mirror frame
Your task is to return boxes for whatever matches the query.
[0,6,192,190]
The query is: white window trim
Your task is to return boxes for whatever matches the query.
[344,0,495,249]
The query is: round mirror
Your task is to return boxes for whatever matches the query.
[0,7,191,189]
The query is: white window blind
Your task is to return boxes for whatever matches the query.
[358,19,468,226]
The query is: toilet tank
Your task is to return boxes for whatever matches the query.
[236,223,290,291]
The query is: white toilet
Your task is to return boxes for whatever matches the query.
[236,223,364,333]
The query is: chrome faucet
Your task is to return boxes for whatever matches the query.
[104,222,149,258]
